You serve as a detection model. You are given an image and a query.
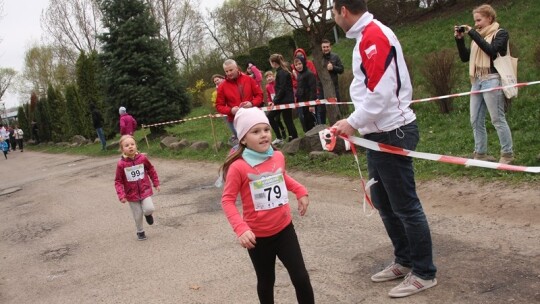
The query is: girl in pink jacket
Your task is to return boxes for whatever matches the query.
[114,135,160,241]
[220,107,314,303]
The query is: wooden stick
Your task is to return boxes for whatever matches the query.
[209,114,218,153]
[142,125,150,149]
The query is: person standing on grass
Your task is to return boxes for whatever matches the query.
[246,62,263,88]
[31,121,40,144]
[114,135,160,241]
[212,74,238,146]
[454,4,514,164]
[90,104,107,150]
[215,59,264,145]
[264,70,287,141]
[267,54,298,144]
[220,107,314,304]
[331,0,437,298]
[119,106,137,136]
[293,56,317,132]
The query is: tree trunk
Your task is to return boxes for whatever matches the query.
[310,42,342,125]
[437,98,453,114]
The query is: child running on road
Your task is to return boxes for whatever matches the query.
[0,138,9,159]
[220,107,314,303]
[114,135,160,241]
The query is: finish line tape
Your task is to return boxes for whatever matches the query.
[329,133,540,173]
[142,80,539,128]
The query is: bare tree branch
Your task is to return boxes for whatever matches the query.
[0,68,17,100]
[41,0,102,64]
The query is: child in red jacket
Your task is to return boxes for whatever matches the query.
[220,107,314,303]
[114,135,160,241]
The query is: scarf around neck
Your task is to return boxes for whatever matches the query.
[242,147,274,167]
[469,22,500,82]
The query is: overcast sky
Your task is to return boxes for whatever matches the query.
[0,0,224,109]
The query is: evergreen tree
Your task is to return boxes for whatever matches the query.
[98,0,191,135]
[65,84,87,138]
[76,51,103,138]
[46,84,67,142]
[17,105,30,137]
[35,96,52,142]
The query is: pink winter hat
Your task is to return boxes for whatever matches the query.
[234,107,269,141]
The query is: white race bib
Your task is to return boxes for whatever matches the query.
[249,173,289,211]
[124,164,145,182]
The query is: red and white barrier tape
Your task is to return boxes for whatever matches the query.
[260,98,337,111]
[142,80,539,128]
[141,113,222,128]
[142,98,339,128]
[326,131,540,173]
[410,80,540,104]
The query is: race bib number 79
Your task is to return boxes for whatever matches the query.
[249,173,289,211]
[124,164,145,182]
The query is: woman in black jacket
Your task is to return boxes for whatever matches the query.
[454,4,514,164]
[267,54,298,144]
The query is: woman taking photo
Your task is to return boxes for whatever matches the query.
[455,4,514,164]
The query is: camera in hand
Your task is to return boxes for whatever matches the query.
[457,25,466,33]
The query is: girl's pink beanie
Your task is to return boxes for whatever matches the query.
[233,107,269,141]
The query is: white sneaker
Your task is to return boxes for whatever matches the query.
[271,138,283,145]
[371,262,411,282]
[388,273,437,298]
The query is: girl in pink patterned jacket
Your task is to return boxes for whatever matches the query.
[114,135,160,241]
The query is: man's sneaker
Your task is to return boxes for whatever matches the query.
[473,152,496,162]
[145,214,154,225]
[137,231,147,241]
[271,138,284,145]
[388,273,437,298]
[499,152,514,164]
[371,262,411,282]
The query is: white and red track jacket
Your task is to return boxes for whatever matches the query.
[346,12,416,135]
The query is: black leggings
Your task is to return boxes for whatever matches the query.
[267,109,298,140]
[247,223,314,304]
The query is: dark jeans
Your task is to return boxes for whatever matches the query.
[96,128,106,150]
[247,223,314,304]
[268,109,297,140]
[364,121,437,280]
[315,105,326,125]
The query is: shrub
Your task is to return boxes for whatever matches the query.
[269,35,297,61]
[234,54,252,72]
[187,79,207,107]
[293,28,312,56]
[249,45,271,71]
[421,48,457,113]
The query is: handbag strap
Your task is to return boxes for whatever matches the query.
[495,29,511,57]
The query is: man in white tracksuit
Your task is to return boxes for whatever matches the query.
[331,0,437,298]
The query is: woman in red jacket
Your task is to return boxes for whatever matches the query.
[114,135,160,241]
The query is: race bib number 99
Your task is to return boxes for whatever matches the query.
[124,164,145,182]
[249,173,289,211]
